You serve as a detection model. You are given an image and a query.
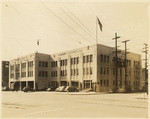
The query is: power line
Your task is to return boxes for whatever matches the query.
[41,2,95,45]
[60,2,95,39]
[57,4,96,41]
[5,3,84,45]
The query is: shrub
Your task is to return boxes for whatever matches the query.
[112,87,118,93]
[124,86,132,93]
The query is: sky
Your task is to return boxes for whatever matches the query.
[1,0,149,67]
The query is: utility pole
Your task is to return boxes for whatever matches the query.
[142,43,148,94]
[122,40,130,87]
[112,33,121,88]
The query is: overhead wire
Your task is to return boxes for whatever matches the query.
[60,2,96,39]
[41,2,95,45]
[57,4,96,41]
[4,3,85,45]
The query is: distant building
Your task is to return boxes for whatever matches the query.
[9,44,142,91]
[2,61,9,87]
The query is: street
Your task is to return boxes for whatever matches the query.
[1,91,148,118]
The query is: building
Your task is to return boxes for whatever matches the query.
[9,44,142,92]
[2,61,9,87]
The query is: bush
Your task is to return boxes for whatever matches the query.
[124,86,132,93]
[112,87,118,93]
[133,87,140,92]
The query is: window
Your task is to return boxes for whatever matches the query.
[101,55,103,62]
[65,59,67,66]
[21,63,26,69]
[90,55,93,62]
[100,80,102,86]
[56,71,57,77]
[71,58,73,65]
[21,72,26,77]
[104,55,106,62]
[90,67,92,75]
[83,56,85,63]
[77,57,79,64]
[60,60,62,66]
[104,68,106,75]
[45,62,48,67]
[74,58,76,64]
[104,80,106,86]
[86,68,89,75]
[101,67,103,74]
[107,68,109,75]
[56,61,57,67]
[76,69,79,75]
[87,55,89,63]
[11,73,14,78]
[107,56,109,63]
[11,65,14,71]
[74,69,76,76]
[107,80,109,87]
[51,62,53,67]
[39,61,41,67]
[129,60,131,66]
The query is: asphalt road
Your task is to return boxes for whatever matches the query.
[1,91,148,118]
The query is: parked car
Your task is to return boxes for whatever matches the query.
[55,86,66,92]
[2,87,9,91]
[23,87,34,92]
[47,87,56,91]
[64,86,79,92]
[118,88,125,93]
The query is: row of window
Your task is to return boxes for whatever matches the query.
[61,70,67,76]
[39,71,48,77]
[60,59,67,66]
[28,71,33,77]
[83,55,93,63]
[28,61,33,67]
[100,80,109,87]
[71,69,79,76]
[21,72,26,77]
[51,71,57,77]
[51,61,57,67]
[83,67,92,75]
[100,55,109,63]
[39,61,48,67]
[134,61,140,67]
[100,67,109,75]
[21,63,26,69]
[10,73,14,78]
[134,81,140,87]
[71,57,79,65]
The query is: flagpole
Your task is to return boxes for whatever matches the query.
[96,16,98,44]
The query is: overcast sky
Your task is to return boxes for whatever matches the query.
[1,0,148,67]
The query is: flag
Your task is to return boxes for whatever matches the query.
[97,17,103,31]
[37,40,39,45]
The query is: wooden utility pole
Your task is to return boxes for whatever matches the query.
[142,43,148,94]
[122,40,130,87]
[112,33,121,88]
